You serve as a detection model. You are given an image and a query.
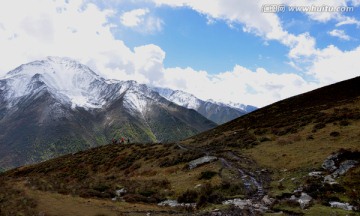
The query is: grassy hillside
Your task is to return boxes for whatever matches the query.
[1,77,360,215]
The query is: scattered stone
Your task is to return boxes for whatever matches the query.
[223,198,252,209]
[115,188,127,197]
[293,186,303,193]
[322,153,339,172]
[329,201,353,211]
[278,178,285,183]
[331,160,358,178]
[194,184,202,189]
[261,195,274,206]
[223,198,269,213]
[188,156,218,169]
[298,192,312,209]
[323,175,338,185]
[290,195,297,201]
[308,171,323,177]
[291,177,296,181]
[158,200,196,208]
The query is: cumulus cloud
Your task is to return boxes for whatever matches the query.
[149,0,360,106]
[336,16,360,27]
[120,8,163,33]
[0,0,163,83]
[157,65,319,107]
[120,8,149,27]
[0,0,359,108]
[308,45,360,84]
[151,0,319,66]
[328,29,351,40]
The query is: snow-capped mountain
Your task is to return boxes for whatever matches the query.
[0,57,216,169]
[152,87,256,124]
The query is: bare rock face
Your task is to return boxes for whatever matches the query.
[322,153,339,172]
[322,151,359,179]
[331,160,358,178]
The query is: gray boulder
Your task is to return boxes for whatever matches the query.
[332,160,358,178]
[261,195,274,206]
[188,156,217,169]
[308,171,323,178]
[298,193,312,209]
[322,153,339,172]
[324,175,338,185]
[329,201,353,211]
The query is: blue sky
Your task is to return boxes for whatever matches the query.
[116,7,289,74]
[0,0,359,106]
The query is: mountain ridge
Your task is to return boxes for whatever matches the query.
[153,87,257,124]
[0,57,217,169]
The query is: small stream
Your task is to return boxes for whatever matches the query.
[237,168,264,199]
[220,157,264,200]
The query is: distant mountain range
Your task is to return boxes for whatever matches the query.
[0,57,218,169]
[152,87,256,124]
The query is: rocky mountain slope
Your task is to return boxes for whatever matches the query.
[1,76,359,215]
[153,87,256,124]
[0,57,216,169]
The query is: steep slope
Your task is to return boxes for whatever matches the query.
[153,87,255,124]
[184,76,360,148]
[1,76,359,215]
[0,57,216,170]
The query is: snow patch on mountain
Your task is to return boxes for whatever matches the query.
[152,87,201,110]
[152,87,255,113]
[2,57,108,109]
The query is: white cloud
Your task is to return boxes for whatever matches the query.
[309,45,360,84]
[0,0,167,83]
[156,42,360,107]
[336,16,360,27]
[120,8,149,27]
[151,0,321,70]
[0,0,359,108]
[328,29,351,40]
[158,65,319,107]
[120,8,163,33]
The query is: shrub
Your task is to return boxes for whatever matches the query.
[313,123,326,130]
[259,137,271,142]
[277,139,292,145]
[330,131,340,137]
[93,183,110,192]
[79,189,112,198]
[123,193,150,203]
[199,171,217,180]
[177,190,198,203]
[339,120,350,126]
[306,135,314,140]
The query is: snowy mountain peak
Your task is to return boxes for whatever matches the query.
[2,57,106,109]
[152,87,201,110]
